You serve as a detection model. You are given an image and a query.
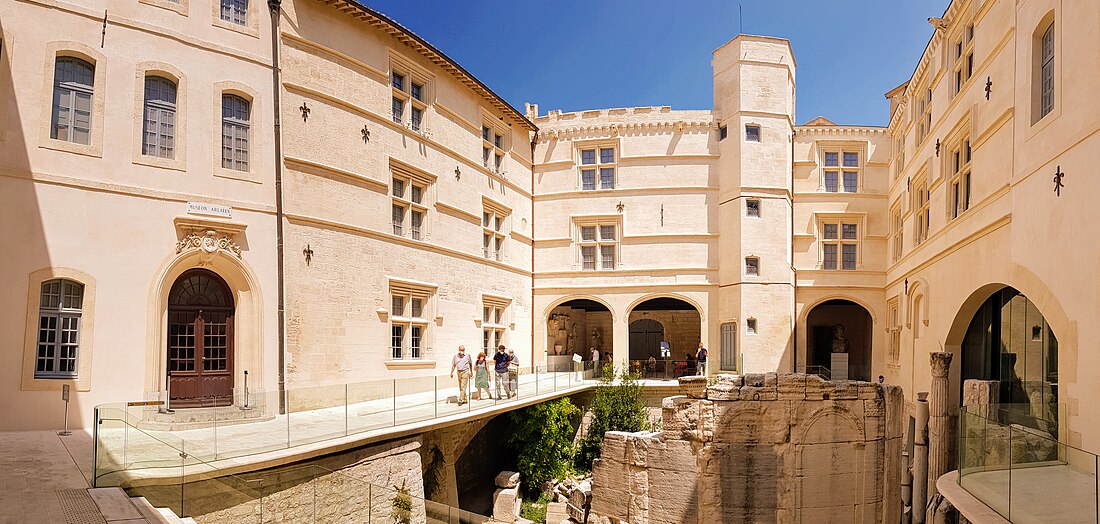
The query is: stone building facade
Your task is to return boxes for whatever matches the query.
[2,0,1098,492]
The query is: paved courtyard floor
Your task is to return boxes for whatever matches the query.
[0,430,93,523]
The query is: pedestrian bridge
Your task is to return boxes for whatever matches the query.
[92,364,646,488]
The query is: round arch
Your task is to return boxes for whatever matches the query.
[541,294,616,321]
[623,293,704,322]
[799,294,879,326]
[805,299,874,381]
[144,245,265,400]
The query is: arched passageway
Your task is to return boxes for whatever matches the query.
[806,299,872,381]
[628,297,702,376]
[545,299,611,368]
[958,286,1058,433]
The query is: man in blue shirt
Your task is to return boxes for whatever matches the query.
[493,345,511,400]
[696,342,708,376]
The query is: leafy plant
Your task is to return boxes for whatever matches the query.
[391,480,413,524]
[507,397,580,498]
[575,365,648,472]
[520,493,552,523]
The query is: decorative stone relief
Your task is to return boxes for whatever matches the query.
[176,229,242,258]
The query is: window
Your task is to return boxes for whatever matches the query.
[35,279,83,378]
[483,205,509,261]
[391,66,428,130]
[891,205,904,262]
[219,0,247,26]
[746,199,760,217]
[893,134,905,179]
[51,57,94,145]
[142,76,177,159]
[578,146,616,190]
[745,124,761,142]
[482,124,506,174]
[948,138,972,219]
[821,220,859,270]
[745,257,759,276]
[917,88,932,144]
[482,299,509,354]
[392,173,428,240]
[718,125,728,141]
[888,297,901,364]
[390,291,428,359]
[913,178,930,245]
[822,150,860,193]
[1039,22,1055,119]
[952,23,975,97]
[577,220,618,270]
[746,318,757,334]
[221,94,250,171]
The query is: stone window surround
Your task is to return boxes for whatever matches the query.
[911,172,931,246]
[744,123,762,142]
[479,294,512,354]
[211,0,260,38]
[573,215,621,271]
[1029,10,1060,129]
[573,138,620,191]
[887,296,901,365]
[481,115,508,175]
[943,129,972,221]
[890,201,904,263]
[132,62,188,172]
[746,198,761,218]
[482,197,510,262]
[386,278,437,363]
[815,212,866,271]
[21,267,97,392]
[746,318,758,335]
[390,53,432,133]
[390,160,436,241]
[948,20,975,99]
[815,140,866,193]
[744,256,759,277]
[38,42,107,158]
[212,81,262,183]
[913,84,932,147]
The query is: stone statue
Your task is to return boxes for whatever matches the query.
[591,327,602,352]
[831,324,850,354]
[567,325,577,354]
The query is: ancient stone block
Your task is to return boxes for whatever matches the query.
[962,379,998,411]
[495,470,520,488]
[706,383,740,401]
[678,376,708,399]
[493,486,522,521]
[777,373,808,400]
[737,385,777,401]
[715,374,743,386]
[743,373,766,387]
[831,380,860,400]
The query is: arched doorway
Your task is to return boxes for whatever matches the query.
[546,298,611,368]
[959,286,1058,433]
[806,299,872,381]
[629,319,664,361]
[167,269,234,407]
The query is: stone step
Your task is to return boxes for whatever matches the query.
[156,507,186,524]
[129,496,172,523]
[88,487,144,521]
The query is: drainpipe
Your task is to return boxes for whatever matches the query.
[530,130,537,368]
[268,0,286,414]
[790,128,797,374]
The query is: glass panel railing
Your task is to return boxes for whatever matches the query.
[95,367,601,486]
[958,404,1098,523]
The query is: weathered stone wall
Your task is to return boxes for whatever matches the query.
[590,373,904,523]
[131,439,426,523]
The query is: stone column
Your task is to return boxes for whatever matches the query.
[913,392,929,524]
[927,352,953,501]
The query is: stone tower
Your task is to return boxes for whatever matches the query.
[713,35,796,373]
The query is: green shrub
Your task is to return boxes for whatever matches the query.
[574,366,648,472]
[507,397,580,498]
[519,493,552,523]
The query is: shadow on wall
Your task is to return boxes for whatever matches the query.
[0,14,77,430]
[454,414,517,516]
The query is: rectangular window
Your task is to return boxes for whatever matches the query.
[482,205,509,261]
[391,72,405,91]
[914,178,930,245]
[821,220,860,270]
[576,219,619,271]
[951,23,975,98]
[842,172,857,192]
[391,325,403,359]
[1040,24,1054,118]
[142,77,177,159]
[482,126,490,141]
[483,123,506,174]
[746,199,760,217]
[917,88,932,144]
[888,298,901,364]
[747,319,757,334]
[891,206,904,262]
[745,125,761,142]
[823,150,860,192]
[410,210,422,240]
[221,94,250,171]
[411,107,422,131]
[392,171,430,240]
[391,97,403,124]
[578,146,616,190]
[410,326,422,359]
[949,138,972,219]
[411,82,422,101]
[392,204,404,236]
[824,172,838,192]
[718,125,728,141]
[219,0,247,25]
[745,257,759,276]
[390,288,430,360]
[35,279,83,378]
[392,179,405,199]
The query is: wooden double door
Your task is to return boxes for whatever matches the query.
[167,269,234,407]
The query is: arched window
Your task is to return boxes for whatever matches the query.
[51,57,94,145]
[221,94,250,171]
[143,76,177,159]
[36,279,84,378]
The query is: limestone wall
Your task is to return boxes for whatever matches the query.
[590,373,904,523]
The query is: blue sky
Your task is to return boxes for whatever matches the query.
[368,1,945,126]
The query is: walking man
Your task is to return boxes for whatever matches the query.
[696,342,708,376]
[590,346,600,375]
[450,345,472,404]
[493,344,511,400]
[507,348,520,398]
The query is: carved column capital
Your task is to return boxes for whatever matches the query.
[929,352,953,378]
